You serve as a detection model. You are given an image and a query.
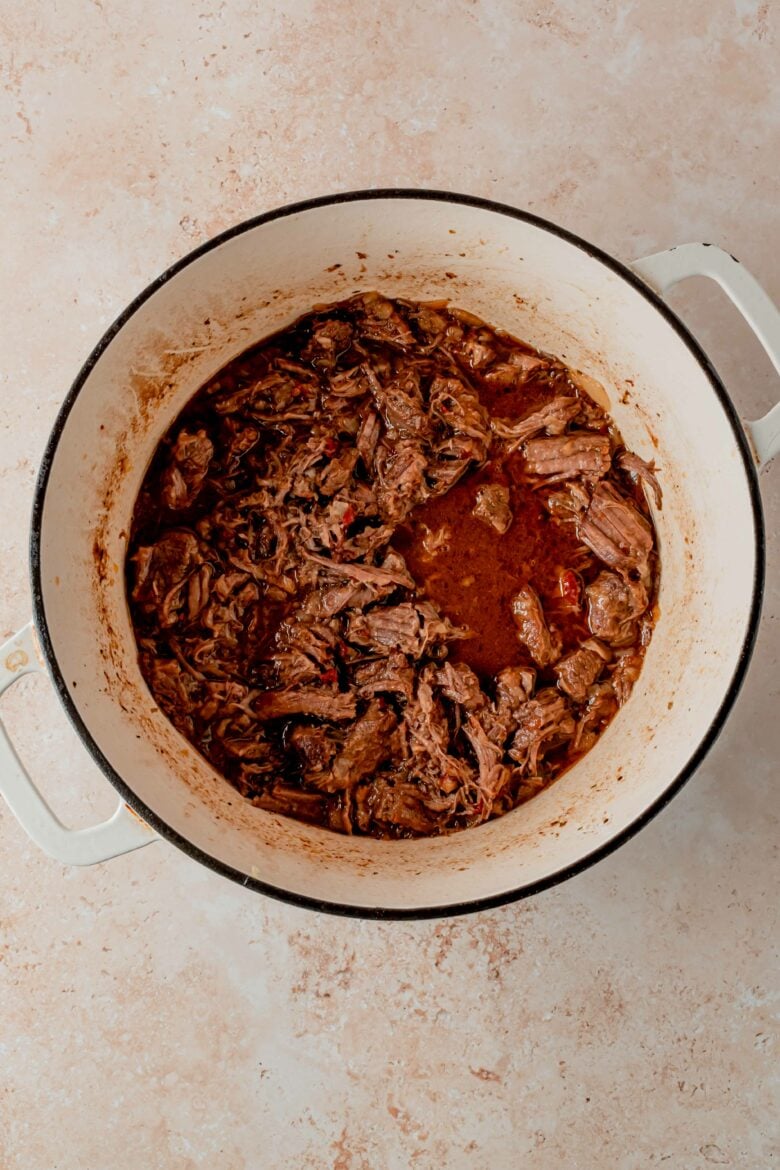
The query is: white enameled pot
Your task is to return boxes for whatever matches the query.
[2,191,779,918]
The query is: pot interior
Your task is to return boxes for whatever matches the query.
[34,195,759,911]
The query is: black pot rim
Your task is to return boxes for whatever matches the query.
[29,187,765,920]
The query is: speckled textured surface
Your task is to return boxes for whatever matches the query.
[1,2,779,1167]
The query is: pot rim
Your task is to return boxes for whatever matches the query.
[28,188,766,919]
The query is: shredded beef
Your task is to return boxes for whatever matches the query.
[128,291,659,838]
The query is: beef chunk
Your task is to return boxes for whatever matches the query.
[495,666,536,713]
[524,433,611,480]
[573,681,620,752]
[458,330,496,369]
[302,318,353,367]
[401,675,474,797]
[369,779,443,835]
[346,602,466,657]
[329,701,398,790]
[346,603,423,654]
[219,725,281,766]
[544,481,591,521]
[509,689,576,773]
[186,564,213,621]
[473,483,513,534]
[356,406,382,470]
[270,619,340,689]
[353,291,416,348]
[483,352,547,386]
[352,653,416,701]
[132,530,202,628]
[435,661,487,711]
[160,429,214,510]
[369,367,428,438]
[553,640,611,703]
[616,450,662,508]
[407,302,449,340]
[578,482,653,579]
[429,376,491,455]
[289,724,339,777]
[144,656,202,734]
[302,580,365,619]
[253,688,357,722]
[492,397,580,448]
[213,366,318,419]
[376,439,429,522]
[319,447,359,496]
[425,432,485,496]
[305,551,414,589]
[610,650,644,706]
[511,586,561,667]
[586,571,649,645]
[484,665,538,746]
[220,418,261,472]
[252,784,328,823]
[327,364,373,400]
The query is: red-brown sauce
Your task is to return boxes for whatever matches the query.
[395,454,589,678]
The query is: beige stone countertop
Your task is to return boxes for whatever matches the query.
[1,2,778,1167]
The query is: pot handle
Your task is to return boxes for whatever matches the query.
[631,243,780,468]
[0,622,158,865]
